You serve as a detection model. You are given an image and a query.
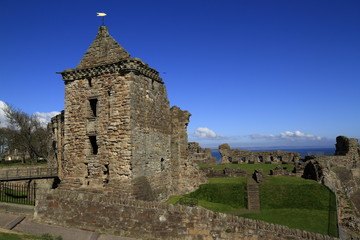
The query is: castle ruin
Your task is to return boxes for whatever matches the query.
[35,25,360,240]
[50,26,206,201]
[219,143,300,164]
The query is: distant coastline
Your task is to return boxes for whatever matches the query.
[211,147,335,161]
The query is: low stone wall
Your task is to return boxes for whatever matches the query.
[35,188,338,240]
[0,202,34,216]
[187,142,216,164]
[200,167,247,178]
[219,144,300,164]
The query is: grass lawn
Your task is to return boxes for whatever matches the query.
[238,176,338,237]
[0,231,62,240]
[166,174,338,237]
[198,163,294,175]
[166,177,247,213]
[240,208,337,236]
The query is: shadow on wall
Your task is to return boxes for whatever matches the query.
[132,176,155,201]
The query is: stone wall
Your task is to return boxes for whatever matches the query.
[35,188,337,240]
[200,167,247,178]
[187,142,216,164]
[219,144,300,164]
[170,107,207,196]
[335,136,360,168]
[48,26,206,201]
[301,136,360,239]
[49,111,64,177]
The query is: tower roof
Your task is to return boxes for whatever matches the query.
[77,26,130,69]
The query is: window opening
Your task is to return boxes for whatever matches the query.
[89,99,98,117]
[88,78,92,87]
[103,163,110,184]
[103,164,109,175]
[161,158,165,171]
[84,163,90,179]
[89,136,98,155]
[258,156,264,162]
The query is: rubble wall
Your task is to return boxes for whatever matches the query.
[219,144,300,164]
[36,188,337,240]
[187,142,216,164]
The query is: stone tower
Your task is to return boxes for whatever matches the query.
[51,26,205,201]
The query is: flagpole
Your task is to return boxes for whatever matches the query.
[97,13,107,26]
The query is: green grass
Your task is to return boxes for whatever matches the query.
[166,174,338,237]
[0,232,24,240]
[198,163,294,175]
[238,176,338,237]
[208,177,246,184]
[0,232,62,240]
[3,187,28,198]
[0,188,34,205]
[187,177,247,209]
[166,177,247,212]
[240,208,337,236]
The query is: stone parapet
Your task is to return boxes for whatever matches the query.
[59,58,162,83]
[36,188,338,240]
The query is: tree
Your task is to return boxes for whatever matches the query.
[0,126,9,159]
[3,104,51,163]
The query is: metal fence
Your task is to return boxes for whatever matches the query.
[0,181,36,205]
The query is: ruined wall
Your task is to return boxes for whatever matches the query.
[170,107,207,196]
[62,72,133,192]
[335,136,360,168]
[128,72,173,201]
[49,111,64,178]
[48,26,206,201]
[187,142,216,164]
[36,188,337,240]
[200,167,247,178]
[301,136,360,239]
[219,143,300,164]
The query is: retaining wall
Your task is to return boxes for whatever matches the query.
[35,188,338,240]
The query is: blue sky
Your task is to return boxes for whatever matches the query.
[1,0,359,148]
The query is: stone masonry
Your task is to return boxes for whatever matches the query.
[302,136,360,239]
[36,188,338,240]
[187,142,216,164]
[219,143,300,164]
[50,26,206,201]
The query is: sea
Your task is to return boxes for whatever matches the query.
[211,148,335,162]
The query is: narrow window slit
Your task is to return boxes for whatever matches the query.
[89,99,98,117]
[89,136,98,155]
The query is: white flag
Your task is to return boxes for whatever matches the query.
[97,13,107,17]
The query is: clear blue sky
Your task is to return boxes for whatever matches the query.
[1,0,359,148]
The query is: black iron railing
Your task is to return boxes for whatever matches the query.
[0,181,36,205]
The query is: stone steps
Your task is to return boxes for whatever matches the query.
[247,182,260,210]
